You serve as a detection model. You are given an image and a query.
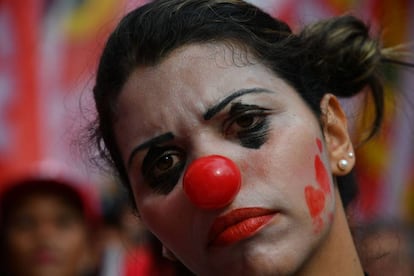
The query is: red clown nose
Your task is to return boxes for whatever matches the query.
[183,155,241,209]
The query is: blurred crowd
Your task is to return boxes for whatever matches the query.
[0,162,193,276]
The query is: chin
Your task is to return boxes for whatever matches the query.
[200,240,307,276]
[241,243,303,276]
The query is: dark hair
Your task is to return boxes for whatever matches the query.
[90,0,390,207]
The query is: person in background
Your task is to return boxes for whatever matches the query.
[0,162,102,276]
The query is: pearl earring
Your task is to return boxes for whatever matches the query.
[347,152,354,158]
[338,159,349,171]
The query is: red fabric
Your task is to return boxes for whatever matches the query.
[124,247,152,276]
[124,246,176,276]
[0,0,43,181]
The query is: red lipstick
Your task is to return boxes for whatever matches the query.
[208,207,276,247]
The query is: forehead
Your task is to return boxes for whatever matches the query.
[119,43,266,106]
[116,43,282,127]
[114,43,309,161]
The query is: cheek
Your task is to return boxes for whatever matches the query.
[305,186,325,217]
[304,186,326,232]
[241,126,317,205]
[138,191,192,248]
[5,232,35,266]
[239,152,270,179]
[64,227,88,248]
[314,154,331,194]
[304,138,335,233]
[7,232,32,253]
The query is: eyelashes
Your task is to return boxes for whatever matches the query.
[142,147,186,194]
[140,103,273,194]
[223,103,272,149]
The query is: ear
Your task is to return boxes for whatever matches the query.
[162,245,178,261]
[320,94,355,176]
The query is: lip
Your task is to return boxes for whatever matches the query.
[208,207,277,247]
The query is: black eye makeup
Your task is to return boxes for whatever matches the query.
[135,89,277,194]
[223,102,272,149]
[141,146,186,194]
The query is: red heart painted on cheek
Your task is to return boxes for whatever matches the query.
[305,185,325,218]
[316,138,323,153]
[314,155,331,194]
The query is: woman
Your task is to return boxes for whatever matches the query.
[89,0,405,274]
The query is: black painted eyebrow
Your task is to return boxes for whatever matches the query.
[127,132,174,169]
[203,88,273,120]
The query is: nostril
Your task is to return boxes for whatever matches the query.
[183,155,241,210]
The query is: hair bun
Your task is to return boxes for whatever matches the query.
[299,15,382,97]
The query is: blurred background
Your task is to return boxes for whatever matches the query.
[0,0,413,274]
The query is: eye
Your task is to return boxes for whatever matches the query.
[226,113,265,135]
[152,152,182,178]
[223,103,272,149]
[235,115,255,128]
[142,147,186,194]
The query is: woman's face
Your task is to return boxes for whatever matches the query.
[115,43,341,275]
[5,191,89,276]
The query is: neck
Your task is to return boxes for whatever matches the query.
[297,188,364,276]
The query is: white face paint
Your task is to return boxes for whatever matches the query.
[115,43,340,275]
